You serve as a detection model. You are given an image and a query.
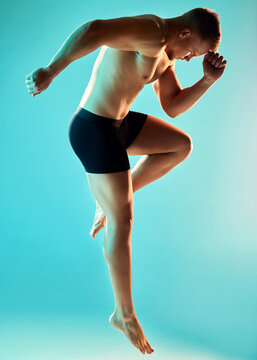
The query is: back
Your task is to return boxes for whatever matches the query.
[94,14,167,57]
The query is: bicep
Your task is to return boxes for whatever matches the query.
[93,15,163,55]
[152,64,182,112]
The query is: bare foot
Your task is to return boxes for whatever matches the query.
[89,200,106,238]
[109,312,154,355]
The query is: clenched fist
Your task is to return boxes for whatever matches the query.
[25,67,53,97]
[203,51,227,82]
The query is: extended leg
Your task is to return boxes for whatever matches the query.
[86,169,153,355]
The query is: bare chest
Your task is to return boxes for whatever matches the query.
[95,46,172,86]
[79,46,173,119]
[135,50,173,84]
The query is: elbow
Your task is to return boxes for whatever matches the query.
[86,19,100,39]
[164,106,178,118]
[169,112,178,118]
[82,19,100,36]
[88,19,106,48]
[80,19,102,55]
[90,19,101,30]
[89,18,104,35]
[163,99,179,118]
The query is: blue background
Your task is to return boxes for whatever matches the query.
[1,0,256,359]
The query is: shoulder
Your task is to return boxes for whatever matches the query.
[132,14,168,57]
[133,14,168,44]
[95,14,168,57]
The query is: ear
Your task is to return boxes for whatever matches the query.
[179,28,191,39]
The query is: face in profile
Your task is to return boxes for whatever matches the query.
[166,28,212,61]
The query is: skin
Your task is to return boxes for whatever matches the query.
[85,14,226,235]
[25,14,227,355]
[25,15,226,117]
[163,16,216,61]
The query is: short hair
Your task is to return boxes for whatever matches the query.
[181,7,221,51]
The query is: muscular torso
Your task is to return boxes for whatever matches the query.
[79,16,174,120]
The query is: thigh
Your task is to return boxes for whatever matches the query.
[126,113,192,156]
[68,107,133,223]
[68,107,130,174]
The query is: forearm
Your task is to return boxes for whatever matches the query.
[46,20,99,78]
[166,76,216,118]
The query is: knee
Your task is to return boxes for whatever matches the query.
[107,201,133,229]
[104,202,133,257]
[179,134,193,156]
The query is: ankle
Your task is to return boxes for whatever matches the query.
[114,307,136,319]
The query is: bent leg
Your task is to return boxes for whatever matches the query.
[131,151,190,193]
[126,113,193,192]
[90,113,193,236]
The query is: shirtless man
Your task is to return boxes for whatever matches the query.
[25,8,227,355]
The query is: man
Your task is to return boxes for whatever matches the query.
[25,8,227,355]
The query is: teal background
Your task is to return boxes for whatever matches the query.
[1,0,256,359]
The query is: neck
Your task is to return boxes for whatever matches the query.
[163,16,184,60]
[164,16,183,38]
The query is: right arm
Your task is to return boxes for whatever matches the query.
[25,14,164,96]
[25,20,100,96]
[46,20,99,78]
[46,14,164,76]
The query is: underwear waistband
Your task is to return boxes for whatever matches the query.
[74,106,126,127]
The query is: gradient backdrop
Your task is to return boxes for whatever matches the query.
[1,0,257,359]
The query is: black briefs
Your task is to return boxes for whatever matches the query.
[68,106,147,174]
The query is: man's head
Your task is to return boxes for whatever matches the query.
[164,8,221,61]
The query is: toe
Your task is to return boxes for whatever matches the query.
[146,341,154,353]
[145,345,151,354]
[137,340,145,354]
[140,340,146,354]
[135,339,141,351]
[144,342,151,354]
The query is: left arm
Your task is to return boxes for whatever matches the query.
[166,75,216,118]
[153,51,227,118]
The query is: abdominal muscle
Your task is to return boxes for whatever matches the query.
[79,79,144,120]
[79,46,171,120]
